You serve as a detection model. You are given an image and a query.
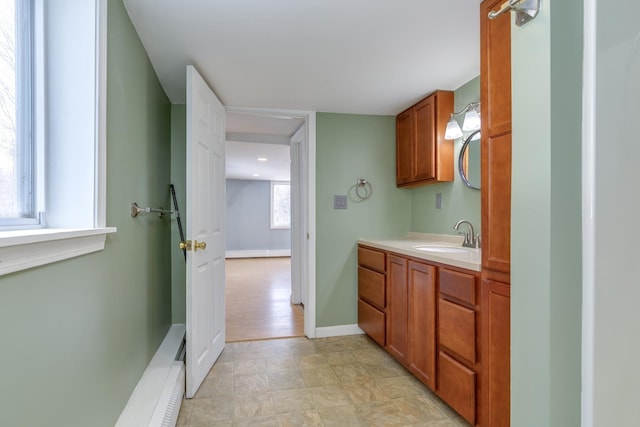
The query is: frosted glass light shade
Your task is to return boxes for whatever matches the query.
[462,110,481,131]
[445,118,463,140]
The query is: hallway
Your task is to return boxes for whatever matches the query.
[225,257,304,342]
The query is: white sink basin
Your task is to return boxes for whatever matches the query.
[412,245,473,254]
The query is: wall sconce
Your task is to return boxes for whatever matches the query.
[444,102,481,140]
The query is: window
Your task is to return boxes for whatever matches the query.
[0,0,115,276]
[0,0,38,228]
[270,181,290,229]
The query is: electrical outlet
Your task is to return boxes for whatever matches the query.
[436,193,442,209]
[334,195,347,209]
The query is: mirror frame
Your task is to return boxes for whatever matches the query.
[458,130,481,190]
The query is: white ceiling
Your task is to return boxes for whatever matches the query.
[122,0,481,180]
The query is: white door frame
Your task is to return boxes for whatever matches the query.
[225,106,317,338]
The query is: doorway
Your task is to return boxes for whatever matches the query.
[223,108,316,341]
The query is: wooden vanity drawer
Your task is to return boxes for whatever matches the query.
[438,351,476,425]
[358,299,385,346]
[439,298,476,363]
[358,246,386,273]
[358,266,385,309]
[440,268,476,305]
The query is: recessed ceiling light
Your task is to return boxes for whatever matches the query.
[257,157,268,162]
[252,173,260,177]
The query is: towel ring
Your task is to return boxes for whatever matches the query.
[355,178,372,201]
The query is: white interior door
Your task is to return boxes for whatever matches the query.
[185,65,226,398]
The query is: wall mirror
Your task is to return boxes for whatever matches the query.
[459,130,481,190]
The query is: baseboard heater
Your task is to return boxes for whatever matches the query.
[116,324,186,427]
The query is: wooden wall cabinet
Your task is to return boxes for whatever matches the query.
[480,0,512,425]
[396,90,454,188]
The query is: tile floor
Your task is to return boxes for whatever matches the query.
[177,334,469,426]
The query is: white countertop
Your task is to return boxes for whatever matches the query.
[357,232,481,272]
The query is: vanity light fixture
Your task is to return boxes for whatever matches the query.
[257,157,268,162]
[444,102,481,140]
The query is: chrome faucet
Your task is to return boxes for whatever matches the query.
[453,220,480,248]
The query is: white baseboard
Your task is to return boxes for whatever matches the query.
[315,324,364,338]
[225,249,291,258]
[116,324,186,427]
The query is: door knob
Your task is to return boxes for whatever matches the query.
[179,240,192,251]
[194,240,207,251]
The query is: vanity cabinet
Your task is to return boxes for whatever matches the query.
[358,244,481,423]
[357,246,386,346]
[480,0,512,425]
[396,90,455,188]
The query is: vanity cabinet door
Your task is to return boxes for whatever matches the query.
[386,254,408,364]
[408,260,437,390]
[481,279,510,427]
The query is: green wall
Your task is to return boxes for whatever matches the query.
[315,113,412,327]
[0,1,173,425]
[511,0,583,425]
[171,104,187,323]
[410,77,482,235]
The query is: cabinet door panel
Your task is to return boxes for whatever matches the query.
[408,261,436,390]
[358,266,385,310]
[414,97,436,181]
[482,131,511,274]
[396,109,414,185]
[438,351,476,425]
[481,280,510,427]
[439,299,476,364]
[358,246,386,273]
[358,299,385,346]
[386,255,408,363]
[440,269,476,305]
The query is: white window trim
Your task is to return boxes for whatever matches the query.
[270,181,291,230]
[0,0,115,277]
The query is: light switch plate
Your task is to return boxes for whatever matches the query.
[436,193,442,209]
[334,195,347,209]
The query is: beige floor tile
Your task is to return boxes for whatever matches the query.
[317,405,364,427]
[176,334,469,426]
[332,364,372,384]
[300,366,339,386]
[233,359,267,376]
[296,353,329,369]
[325,350,358,366]
[265,357,299,374]
[308,384,353,408]
[267,369,306,390]
[392,394,450,423]
[272,389,315,414]
[233,373,270,396]
[232,415,281,426]
[353,348,394,365]
[277,410,323,426]
[233,393,276,418]
[195,375,234,399]
[343,380,391,405]
[374,376,421,399]
[190,396,234,424]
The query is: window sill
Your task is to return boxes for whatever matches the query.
[0,227,117,276]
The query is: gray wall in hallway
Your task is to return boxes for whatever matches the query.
[226,179,291,251]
